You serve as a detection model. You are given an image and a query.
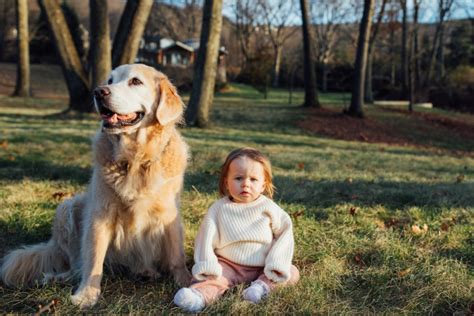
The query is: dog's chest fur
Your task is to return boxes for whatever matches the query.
[93,129,176,271]
[98,128,171,202]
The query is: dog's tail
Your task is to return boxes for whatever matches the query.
[1,239,68,287]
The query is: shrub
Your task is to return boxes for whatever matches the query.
[429,66,474,113]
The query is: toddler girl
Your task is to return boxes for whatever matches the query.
[174,147,299,312]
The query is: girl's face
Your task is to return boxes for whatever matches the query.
[225,156,266,203]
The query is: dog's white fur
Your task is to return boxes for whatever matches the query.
[1,64,191,308]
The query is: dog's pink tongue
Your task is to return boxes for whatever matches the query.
[102,113,137,123]
[101,113,119,123]
[117,113,137,121]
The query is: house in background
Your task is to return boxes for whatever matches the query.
[159,40,195,66]
[137,36,228,87]
[138,36,228,70]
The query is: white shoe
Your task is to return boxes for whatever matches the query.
[173,287,205,312]
[242,280,270,304]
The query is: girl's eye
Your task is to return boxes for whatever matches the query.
[251,178,258,182]
[235,177,242,181]
[129,77,143,85]
[107,78,113,84]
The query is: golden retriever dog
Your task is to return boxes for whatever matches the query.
[1,64,191,308]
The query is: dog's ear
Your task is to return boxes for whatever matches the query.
[156,77,184,125]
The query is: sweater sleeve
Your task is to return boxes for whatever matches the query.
[264,207,294,283]
[192,207,222,281]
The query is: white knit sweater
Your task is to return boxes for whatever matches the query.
[192,195,295,283]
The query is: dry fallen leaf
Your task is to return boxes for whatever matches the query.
[353,254,365,267]
[456,174,465,183]
[292,210,304,220]
[52,191,72,201]
[374,219,386,229]
[349,207,357,216]
[397,268,411,277]
[385,218,399,228]
[440,222,450,231]
[411,224,428,235]
[34,299,59,316]
[0,140,8,149]
[297,162,305,170]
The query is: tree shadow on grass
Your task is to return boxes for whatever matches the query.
[6,132,92,147]
[336,268,470,314]
[274,175,474,211]
[184,169,474,212]
[0,156,91,184]
[184,130,319,149]
[184,129,470,160]
[0,217,53,258]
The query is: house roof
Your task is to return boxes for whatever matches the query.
[160,38,174,49]
[182,38,228,54]
[183,39,200,50]
[157,37,194,52]
[143,36,228,54]
[173,41,194,52]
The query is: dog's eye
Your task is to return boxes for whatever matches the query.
[129,77,143,86]
[107,78,113,84]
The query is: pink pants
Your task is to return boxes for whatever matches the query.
[190,256,300,304]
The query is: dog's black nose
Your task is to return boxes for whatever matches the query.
[94,87,111,98]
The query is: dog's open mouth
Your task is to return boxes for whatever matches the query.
[97,103,145,129]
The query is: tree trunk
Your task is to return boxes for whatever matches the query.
[272,45,282,87]
[364,0,386,104]
[423,0,454,88]
[411,0,420,107]
[300,0,320,108]
[414,2,420,95]
[39,0,91,112]
[364,46,374,103]
[424,26,441,88]
[408,21,415,112]
[112,0,153,68]
[216,53,227,86]
[185,0,223,128]
[400,0,408,98]
[346,0,374,118]
[389,27,395,86]
[89,0,111,89]
[436,24,445,80]
[14,0,30,97]
[0,1,7,60]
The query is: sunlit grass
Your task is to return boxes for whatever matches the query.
[0,84,472,314]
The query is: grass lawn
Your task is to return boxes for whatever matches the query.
[0,74,473,313]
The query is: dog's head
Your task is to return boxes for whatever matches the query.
[93,64,184,134]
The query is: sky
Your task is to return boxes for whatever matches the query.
[220,0,473,25]
[412,0,473,22]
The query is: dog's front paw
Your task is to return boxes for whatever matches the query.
[173,267,192,287]
[70,286,100,309]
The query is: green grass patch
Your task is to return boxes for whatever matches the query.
[0,84,472,314]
